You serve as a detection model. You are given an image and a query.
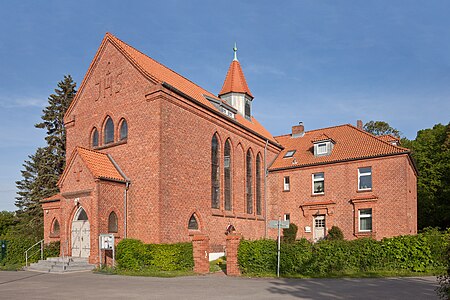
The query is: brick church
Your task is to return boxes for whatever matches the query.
[42,33,417,263]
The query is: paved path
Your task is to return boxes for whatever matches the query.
[0,271,439,299]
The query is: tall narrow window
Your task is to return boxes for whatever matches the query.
[224,139,232,211]
[313,172,325,194]
[246,150,253,214]
[358,167,372,190]
[108,211,118,233]
[245,100,251,120]
[211,134,220,209]
[119,119,128,141]
[283,176,290,191]
[51,219,60,236]
[256,153,262,215]
[92,128,99,147]
[104,117,114,144]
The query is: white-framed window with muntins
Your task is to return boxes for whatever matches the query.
[358,208,372,232]
[312,172,324,194]
[283,176,290,191]
[358,167,372,190]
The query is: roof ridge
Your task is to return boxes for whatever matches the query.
[347,124,409,152]
[107,33,217,98]
[274,124,351,139]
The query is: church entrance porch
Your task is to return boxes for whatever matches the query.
[71,207,90,258]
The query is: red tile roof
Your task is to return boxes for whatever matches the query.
[77,147,125,182]
[41,193,61,203]
[311,133,333,143]
[219,60,253,98]
[270,124,410,171]
[378,134,400,143]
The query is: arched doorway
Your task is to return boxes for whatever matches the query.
[71,207,90,258]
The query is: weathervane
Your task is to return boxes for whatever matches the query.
[233,42,238,61]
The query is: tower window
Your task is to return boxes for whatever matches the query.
[245,100,251,120]
[104,117,114,144]
[119,119,128,141]
[92,128,99,147]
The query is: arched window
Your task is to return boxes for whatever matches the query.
[119,119,128,141]
[108,211,118,233]
[246,149,253,214]
[51,219,60,236]
[188,214,199,230]
[76,207,88,221]
[224,139,232,211]
[92,128,99,147]
[256,153,262,215]
[104,117,114,144]
[211,134,220,209]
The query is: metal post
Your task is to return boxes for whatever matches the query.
[99,237,102,269]
[40,240,43,261]
[277,216,281,278]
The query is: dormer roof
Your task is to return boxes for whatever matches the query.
[219,60,253,98]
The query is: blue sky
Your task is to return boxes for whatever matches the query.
[1,1,449,211]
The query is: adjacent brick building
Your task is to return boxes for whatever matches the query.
[41,33,417,263]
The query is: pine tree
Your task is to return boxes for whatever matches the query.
[14,75,76,236]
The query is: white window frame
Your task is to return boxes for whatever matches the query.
[358,167,372,191]
[283,176,290,191]
[316,143,327,155]
[312,172,325,194]
[358,208,372,232]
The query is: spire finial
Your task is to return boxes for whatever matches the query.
[233,42,238,61]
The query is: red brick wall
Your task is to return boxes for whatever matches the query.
[268,154,417,240]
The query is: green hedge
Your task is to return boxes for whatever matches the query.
[238,228,449,276]
[116,239,194,272]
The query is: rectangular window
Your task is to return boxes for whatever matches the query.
[312,172,324,194]
[358,208,372,232]
[284,150,296,158]
[317,143,327,155]
[284,214,290,222]
[283,176,290,191]
[358,167,372,190]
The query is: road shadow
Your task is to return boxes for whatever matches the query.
[266,277,439,299]
[0,272,46,285]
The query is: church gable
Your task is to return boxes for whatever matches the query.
[58,151,96,192]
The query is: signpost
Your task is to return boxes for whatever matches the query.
[99,234,115,268]
[268,217,290,277]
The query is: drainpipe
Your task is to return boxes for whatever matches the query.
[124,181,130,239]
[264,139,269,238]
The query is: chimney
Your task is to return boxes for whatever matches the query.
[292,122,305,138]
[356,120,363,130]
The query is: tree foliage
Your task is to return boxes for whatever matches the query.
[363,120,401,138]
[14,75,76,237]
[408,123,450,229]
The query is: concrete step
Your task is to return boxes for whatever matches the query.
[26,257,95,273]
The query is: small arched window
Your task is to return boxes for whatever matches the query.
[211,134,220,209]
[104,117,114,144]
[188,214,199,230]
[256,153,262,215]
[92,128,99,147]
[51,219,60,236]
[224,139,232,211]
[108,211,118,233]
[119,119,128,141]
[246,149,253,214]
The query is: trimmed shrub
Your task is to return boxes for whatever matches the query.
[327,226,344,241]
[238,239,277,275]
[116,239,193,272]
[282,223,298,243]
[280,238,313,275]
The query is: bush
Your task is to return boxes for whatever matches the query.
[282,223,298,243]
[237,230,449,277]
[327,226,344,241]
[116,239,193,272]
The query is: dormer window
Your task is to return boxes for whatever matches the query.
[284,150,296,158]
[314,141,333,156]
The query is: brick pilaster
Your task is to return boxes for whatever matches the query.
[226,233,241,276]
[192,234,209,274]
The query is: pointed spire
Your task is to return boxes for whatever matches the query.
[218,44,253,98]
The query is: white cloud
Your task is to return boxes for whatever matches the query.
[0,95,46,108]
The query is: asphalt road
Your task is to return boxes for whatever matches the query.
[0,271,439,299]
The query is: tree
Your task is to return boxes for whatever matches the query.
[14,75,76,237]
[363,121,401,138]
[408,123,450,229]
